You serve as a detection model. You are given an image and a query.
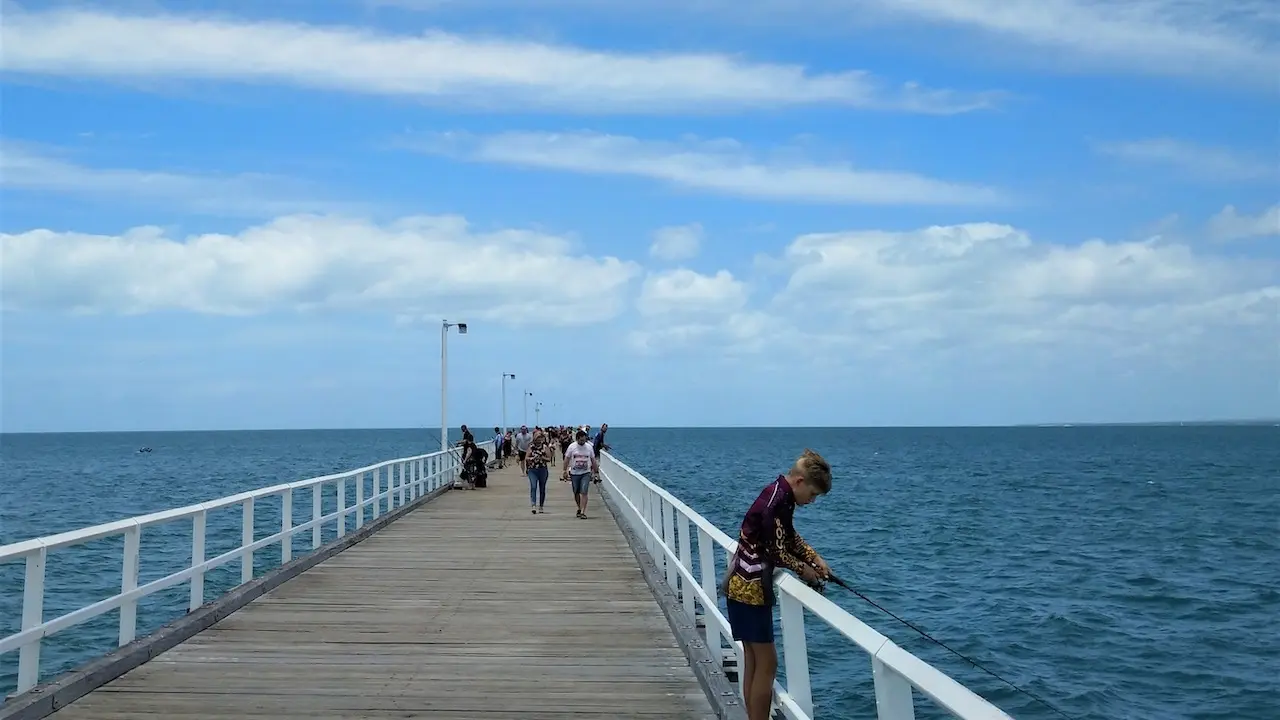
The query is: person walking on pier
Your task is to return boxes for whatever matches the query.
[493,427,506,468]
[562,428,598,519]
[514,425,532,473]
[526,428,553,514]
[721,449,833,720]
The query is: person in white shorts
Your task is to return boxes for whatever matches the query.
[561,429,598,519]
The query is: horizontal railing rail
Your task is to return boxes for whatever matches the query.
[0,441,491,699]
[599,451,1014,720]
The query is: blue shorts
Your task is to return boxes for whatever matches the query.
[570,472,592,494]
[726,599,774,644]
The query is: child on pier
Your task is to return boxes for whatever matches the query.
[721,449,832,720]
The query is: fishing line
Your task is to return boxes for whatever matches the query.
[606,446,1074,718]
[824,573,1076,720]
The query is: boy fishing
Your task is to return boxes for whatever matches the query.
[722,449,832,720]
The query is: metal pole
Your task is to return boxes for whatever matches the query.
[501,372,515,433]
[535,402,541,427]
[440,320,448,452]
[523,390,528,426]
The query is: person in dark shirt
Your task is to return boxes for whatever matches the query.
[590,423,609,483]
[722,449,832,720]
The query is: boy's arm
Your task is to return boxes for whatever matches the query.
[790,533,821,565]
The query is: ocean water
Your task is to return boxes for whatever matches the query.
[1,427,1277,719]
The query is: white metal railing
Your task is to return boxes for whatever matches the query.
[0,441,491,698]
[599,451,1014,720]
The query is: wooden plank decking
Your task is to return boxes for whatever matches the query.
[48,459,718,719]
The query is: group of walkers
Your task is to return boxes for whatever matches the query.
[477,423,610,518]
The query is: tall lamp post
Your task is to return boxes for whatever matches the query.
[524,390,534,426]
[440,319,467,451]
[501,372,515,433]
[535,401,543,427]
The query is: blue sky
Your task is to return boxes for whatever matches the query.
[1,0,1277,432]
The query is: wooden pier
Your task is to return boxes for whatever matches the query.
[41,461,720,719]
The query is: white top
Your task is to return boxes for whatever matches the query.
[515,431,532,451]
[564,441,595,475]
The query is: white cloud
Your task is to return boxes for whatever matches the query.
[637,268,749,317]
[637,220,1279,361]
[859,0,1279,87]
[629,267,775,355]
[0,214,640,324]
[650,224,703,261]
[1095,138,1278,182]
[412,131,1005,206]
[1207,204,1280,243]
[627,310,781,355]
[0,142,342,216]
[0,7,996,114]
[369,0,1280,87]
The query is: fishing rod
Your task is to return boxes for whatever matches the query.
[606,446,1076,718]
[821,573,1077,720]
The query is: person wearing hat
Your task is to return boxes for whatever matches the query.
[562,428,599,519]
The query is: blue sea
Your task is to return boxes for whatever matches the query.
[1,427,1277,719]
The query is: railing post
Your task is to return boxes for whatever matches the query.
[698,528,718,650]
[338,477,347,537]
[312,484,322,549]
[17,545,47,692]
[677,517,694,620]
[662,500,677,589]
[873,657,916,720]
[415,458,423,498]
[241,497,255,583]
[397,463,405,506]
[119,524,140,645]
[189,510,206,611]
[372,467,382,518]
[779,591,813,718]
[647,490,660,559]
[356,470,365,528]
[281,489,293,563]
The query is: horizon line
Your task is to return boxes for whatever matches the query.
[2,419,1277,435]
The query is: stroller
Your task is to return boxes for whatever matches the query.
[461,446,489,489]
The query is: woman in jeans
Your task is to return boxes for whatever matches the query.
[526,428,553,514]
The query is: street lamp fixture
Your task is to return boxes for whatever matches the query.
[440,320,468,452]
[501,372,516,434]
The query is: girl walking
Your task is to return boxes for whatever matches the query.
[525,428,553,514]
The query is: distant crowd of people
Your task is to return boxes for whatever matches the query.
[454,423,610,518]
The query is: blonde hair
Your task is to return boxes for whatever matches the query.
[791,449,831,494]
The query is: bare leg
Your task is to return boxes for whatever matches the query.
[746,642,777,720]
[741,644,754,712]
